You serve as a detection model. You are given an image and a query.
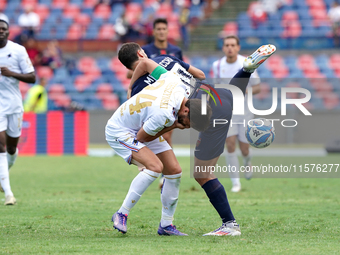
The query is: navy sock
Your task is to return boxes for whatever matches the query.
[230,69,252,96]
[202,179,235,223]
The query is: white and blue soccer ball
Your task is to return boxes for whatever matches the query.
[245,118,275,148]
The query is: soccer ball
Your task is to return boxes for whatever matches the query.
[245,118,275,148]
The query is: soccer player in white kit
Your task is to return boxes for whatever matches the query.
[211,35,261,192]
[106,57,211,235]
[0,20,36,205]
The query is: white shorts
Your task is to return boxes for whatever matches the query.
[227,114,253,144]
[0,112,23,137]
[106,129,172,164]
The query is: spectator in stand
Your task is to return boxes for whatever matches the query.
[24,77,48,114]
[179,6,190,50]
[17,6,40,43]
[328,2,340,47]
[0,10,8,24]
[41,41,63,71]
[260,0,286,15]
[25,38,41,67]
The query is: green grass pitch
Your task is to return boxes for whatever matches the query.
[1,155,339,254]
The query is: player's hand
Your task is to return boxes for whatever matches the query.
[127,89,132,99]
[0,67,14,77]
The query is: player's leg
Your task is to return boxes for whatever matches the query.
[239,140,252,180]
[194,157,241,236]
[6,135,19,170]
[106,133,162,233]
[6,112,22,170]
[156,150,187,236]
[225,135,241,192]
[158,132,173,189]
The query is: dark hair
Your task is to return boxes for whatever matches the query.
[153,18,168,28]
[224,35,240,45]
[118,42,141,69]
[186,99,212,132]
[0,19,9,29]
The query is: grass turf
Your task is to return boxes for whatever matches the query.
[1,155,339,254]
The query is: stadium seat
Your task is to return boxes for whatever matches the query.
[323,94,339,109]
[8,26,22,41]
[78,56,97,73]
[98,24,116,40]
[0,0,6,10]
[83,0,97,8]
[22,0,38,7]
[297,54,316,70]
[54,94,71,107]
[96,83,113,99]
[75,13,91,27]
[67,24,83,40]
[74,75,93,92]
[101,93,120,110]
[52,0,69,8]
[94,4,111,19]
[157,3,172,17]
[35,4,50,21]
[36,66,53,79]
[329,54,340,70]
[63,4,80,18]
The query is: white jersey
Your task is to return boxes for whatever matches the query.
[106,72,186,136]
[211,55,260,118]
[0,40,34,114]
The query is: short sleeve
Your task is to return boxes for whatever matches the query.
[18,46,35,74]
[143,114,174,136]
[211,61,218,78]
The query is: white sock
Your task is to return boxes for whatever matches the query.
[226,151,240,186]
[118,169,160,215]
[242,150,252,166]
[7,148,18,170]
[0,153,13,197]
[161,173,182,227]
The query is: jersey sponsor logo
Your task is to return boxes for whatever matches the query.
[158,57,173,68]
[164,118,170,125]
[144,75,156,85]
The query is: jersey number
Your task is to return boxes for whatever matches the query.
[129,94,157,115]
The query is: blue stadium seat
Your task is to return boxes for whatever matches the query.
[39,0,53,4]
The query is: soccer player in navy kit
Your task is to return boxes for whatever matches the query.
[142,18,183,60]
[118,42,276,236]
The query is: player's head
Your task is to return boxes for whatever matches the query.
[40,77,48,86]
[0,19,9,43]
[153,18,168,43]
[223,35,240,59]
[118,42,148,70]
[178,99,212,132]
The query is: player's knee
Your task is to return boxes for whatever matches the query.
[241,147,249,157]
[147,161,163,173]
[227,143,236,153]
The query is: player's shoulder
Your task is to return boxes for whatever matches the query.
[7,40,26,52]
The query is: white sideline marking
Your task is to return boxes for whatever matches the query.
[88,148,327,157]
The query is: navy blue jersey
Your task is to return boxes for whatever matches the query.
[142,43,183,60]
[131,55,190,96]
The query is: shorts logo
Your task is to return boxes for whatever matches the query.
[198,84,222,106]
[196,138,201,147]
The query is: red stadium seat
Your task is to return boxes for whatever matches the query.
[96,83,113,99]
[64,5,80,18]
[0,0,6,10]
[74,75,92,92]
[101,94,120,110]
[67,24,83,40]
[110,57,127,74]
[157,3,172,17]
[329,54,340,70]
[19,82,30,99]
[94,4,111,19]
[54,94,71,108]
[75,14,91,27]
[98,24,116,40]
[78,57,96,73]
[35,5,49,21]
[36,66,53,79]
[310,79,333,92]
[297,54,316,70]
[8,26,22,41]
[83,0,98,8]
[323,94,339,109]
[265,55,284,70]
[272,67,289,78]
[168,23,180,41]
[52,0,69,8]
[48,84,65,94]
[22,0,38,8]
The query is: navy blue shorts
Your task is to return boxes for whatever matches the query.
[194,88,233,161]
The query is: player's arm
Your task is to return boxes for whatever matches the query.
[0,68,36,83]
[251,84,261,94]
[136,121,186,143]
[187,65,205,80]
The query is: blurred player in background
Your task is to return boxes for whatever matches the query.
[106,50,211,235]
[24,77,48,113]
[0,19,36,205]
[211,35,261,193]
